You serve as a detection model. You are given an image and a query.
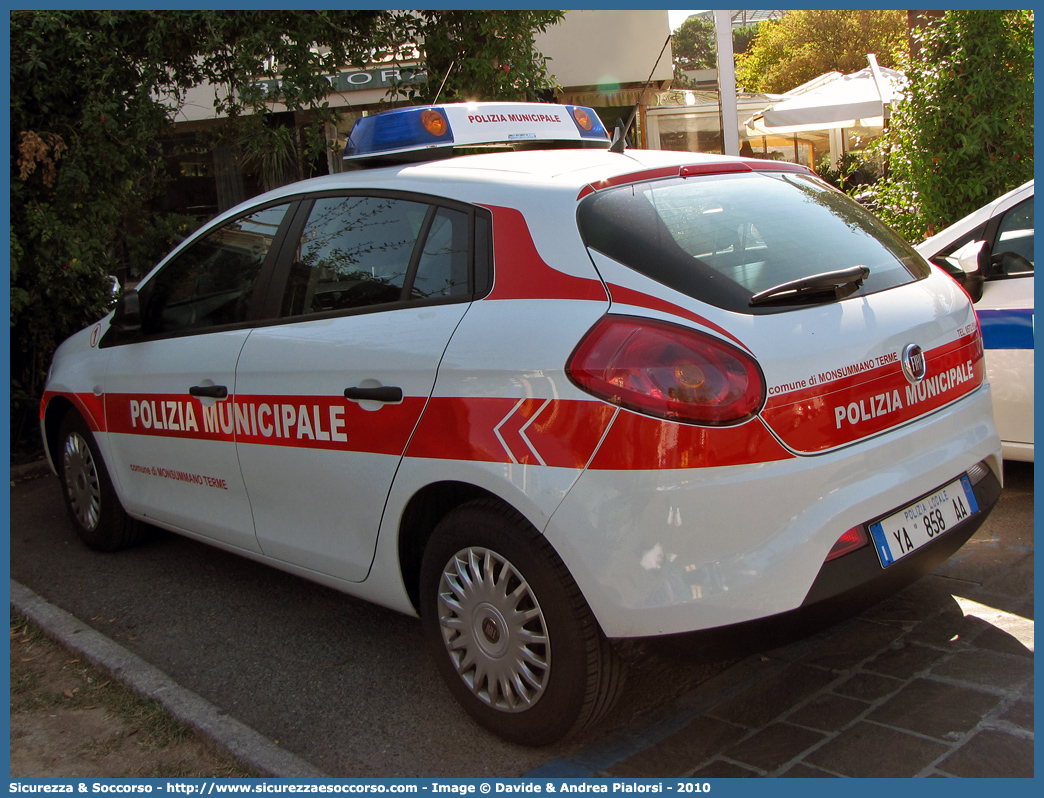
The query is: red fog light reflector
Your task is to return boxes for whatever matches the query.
[567,315,765,425]
[825,526,870,562]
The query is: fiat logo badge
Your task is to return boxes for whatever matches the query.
[482,617,500,644]
[901,344,927,384]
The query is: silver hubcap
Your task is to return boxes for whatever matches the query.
[62,432,101,531]
[437,546,550,712]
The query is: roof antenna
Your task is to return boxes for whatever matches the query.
[610,33,672,153]
[431,60,456,105]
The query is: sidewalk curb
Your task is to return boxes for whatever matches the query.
[11,580,329,779]
[10,459,52,483]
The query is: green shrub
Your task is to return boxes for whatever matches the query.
[867,11,1034,241]
[9,10,563,453]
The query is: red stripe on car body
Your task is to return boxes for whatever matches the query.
[103,393,426,456]
[761,334,985,453]
[589,413,793,470]
[42,390,107,433]
[479,205,609,303]
[605,283,753,354]
[52,330,981,471]
[405,396,616,469]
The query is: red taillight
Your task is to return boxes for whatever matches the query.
[567,315,765,425]
[825,526,870,562]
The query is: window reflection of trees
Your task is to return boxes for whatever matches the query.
[645,174,924,291]
[291,196,424,313]
[145,204,287,333]
[781,174,929,280]
[282,197,473,316]
[305,197,416,278]
[411,208,470,300]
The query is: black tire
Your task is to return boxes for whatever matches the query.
[56,410,143,552]
[420,498,624,745]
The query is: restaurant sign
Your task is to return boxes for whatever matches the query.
[257,67,428,99]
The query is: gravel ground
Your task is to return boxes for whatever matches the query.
[10,610,257,779]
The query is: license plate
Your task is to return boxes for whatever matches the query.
[869,476,980,567]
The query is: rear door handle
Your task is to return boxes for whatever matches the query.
[343,386,403,404]
[189,385,228,399]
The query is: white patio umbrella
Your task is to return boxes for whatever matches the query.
[744,56,904,135]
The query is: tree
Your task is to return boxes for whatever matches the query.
[671,17,765,89]
[736,10,907,93]
[867,11,1034,240]
[731,24,761,56]
[9,10,564,451]
[672,15,716,75]
[10,10,393,450]
[385,11,564,104]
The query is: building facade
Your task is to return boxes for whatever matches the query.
[159,10,674,221]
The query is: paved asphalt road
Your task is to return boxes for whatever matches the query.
[9,460,1033,777]
[9,468,733,776]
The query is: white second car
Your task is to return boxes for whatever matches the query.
[42,103,1002,745]
[916,180,1034,462]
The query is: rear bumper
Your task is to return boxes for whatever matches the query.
[800,463,1001,608]
[640,466,1001,658]
[546,383,1002,638]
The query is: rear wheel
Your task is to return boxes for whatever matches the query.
[57,411,142,551]
[420,499,624,745]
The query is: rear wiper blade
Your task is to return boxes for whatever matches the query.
[749,265,870,307]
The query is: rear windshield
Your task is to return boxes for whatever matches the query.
[577,171,930,314]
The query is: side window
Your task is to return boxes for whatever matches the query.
[280,196,475,317]
[410,207,471,300]
[992,197,1033,276]
[141,204,289,335]
[281,196,427,316]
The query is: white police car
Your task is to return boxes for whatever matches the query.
[42,102,1002,745]
[916,180,1033,462]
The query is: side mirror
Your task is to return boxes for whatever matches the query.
[953,239,987,273]
[111,288,142,333]
[952,240,987,303]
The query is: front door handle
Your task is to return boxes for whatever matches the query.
[189,385,228,399]
[344,386,403,404]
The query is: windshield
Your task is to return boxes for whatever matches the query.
[577,171,930,313]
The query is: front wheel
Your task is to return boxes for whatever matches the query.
[420,499,624,745]
[57,411,143,552]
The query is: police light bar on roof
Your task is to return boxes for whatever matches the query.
[343,102,610,164]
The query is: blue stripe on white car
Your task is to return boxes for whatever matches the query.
[978,307,1034,350]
